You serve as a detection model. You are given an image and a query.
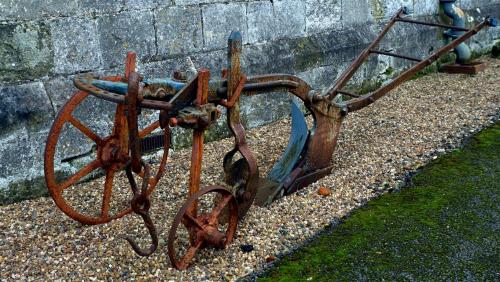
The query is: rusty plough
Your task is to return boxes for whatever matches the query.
[44,5,496,270]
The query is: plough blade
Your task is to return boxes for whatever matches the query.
[255,99,309,206]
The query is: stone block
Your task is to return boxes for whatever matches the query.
[79,0,124,14]
[191,50,227,79]
[414,0,439,16]
[0,22,53,82]
[156,5,203,56]
[0,126,53,203]
[125,0,163,10]
[240,93,291,129]
[0,127,30,179]
[247,1,276,43]
[242,41,295,75]
[44,76,79,112]
[97,10,156,67]
[141,57,189,79]
[297,65,342,92]
[273,0,306,38]
[306,0,342,34]
[175,0,225,6]
[50,17,102,74]
[0,82,54,133]
[460,0,499,10]
[202,3,247,49]
[0,0,78,21]
[371,0,412,20]
[342,0,374,26]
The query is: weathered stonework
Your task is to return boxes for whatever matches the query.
[202,2,247,50]
[0,22,53,82]
[156,5,203,56]
[0,0,499,203]
[0,0,79,21]
[50,17,102,74]
[97,10,156,67]
[247,1,275,44]
[306,0,342,34]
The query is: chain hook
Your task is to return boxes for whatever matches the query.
[124,161,159,256]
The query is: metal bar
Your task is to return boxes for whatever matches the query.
[214,80,299,97]
[325,8,405,100]
[187,70,210,217]
[344,19,490,112]
[369,50,421,62]
[337,90,360,98]
[397,17,469,32]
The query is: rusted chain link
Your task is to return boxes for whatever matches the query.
[124,161,158,256]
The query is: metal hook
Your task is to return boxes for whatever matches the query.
[124,162,159,256]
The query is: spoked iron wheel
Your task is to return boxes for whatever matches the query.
[168,186,238,270]
[44,77,170,225]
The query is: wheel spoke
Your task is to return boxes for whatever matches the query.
[139,121,160,138]
[59,159,101,191]
[180,241,202,269]
[101,168,115,218]
[68,115,103,145]
[183,213,205,231]
[209,194,232,224]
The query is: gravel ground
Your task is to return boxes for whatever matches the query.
[1,58,499,281]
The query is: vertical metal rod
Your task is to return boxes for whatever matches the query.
[187,69,210,217]
[325,8,404,100]
[125,52,136,81]
[227,31,243,126]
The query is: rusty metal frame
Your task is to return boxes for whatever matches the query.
[44,7,496,270]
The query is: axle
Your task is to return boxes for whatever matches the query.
[88,75,300,102]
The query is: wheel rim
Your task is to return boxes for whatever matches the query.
[44,78,169,225]
[167,186,238,270]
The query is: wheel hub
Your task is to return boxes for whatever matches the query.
[97,136,129,168]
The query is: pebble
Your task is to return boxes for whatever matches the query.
[266,256,277,263]
[240,244,254,253]
[0,58,498,281]
[318,187,332,197]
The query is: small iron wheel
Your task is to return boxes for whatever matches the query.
[167,186,238,270]
[44,76,170,225]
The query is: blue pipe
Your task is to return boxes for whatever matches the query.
[440,0,471,64]
[92,78,186,95]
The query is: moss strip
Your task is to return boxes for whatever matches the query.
[259,122,500,281]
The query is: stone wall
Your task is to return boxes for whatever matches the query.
[1,0,499,203]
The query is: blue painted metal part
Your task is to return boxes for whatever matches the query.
[440,0,471,64]
[92,78,186,95]
[487,17,497,27]
[267,99,308,183]
[144,79,186,91]
[92,80,128,95]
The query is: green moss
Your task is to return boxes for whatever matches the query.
[490,41,500,58]
[410,53,457,80]
[370,0,385,20]
[384,66,394,76]
[342,78,383,98]
[0,176,50,205]
[293,37,322,72]
[259,122,500,281]
[0,22,54,82]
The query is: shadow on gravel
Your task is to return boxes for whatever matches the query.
[258,122,500,281]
